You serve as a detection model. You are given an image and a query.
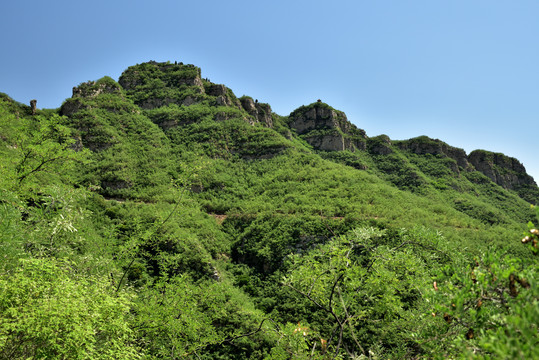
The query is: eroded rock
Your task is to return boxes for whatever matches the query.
[396,136,470,172]
[240,97,273,127]
[30,99,37,115]
[288,102,366,152]
[468,150,536,190]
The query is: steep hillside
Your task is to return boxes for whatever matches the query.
[1,61,538,359]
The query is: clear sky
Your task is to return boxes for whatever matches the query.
[1,0,538,182]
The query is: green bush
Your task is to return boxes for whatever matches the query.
[0,258,141,359]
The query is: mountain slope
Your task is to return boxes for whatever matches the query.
[0,61,538,359]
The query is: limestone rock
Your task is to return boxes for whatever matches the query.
[71,78,122,98]
[119,61,204,92]
[181,96,197,106]
[139,97,171,109]
[288,102,366,152]
[368,135,393,155]
[30,99,37,115]
[305,133,357,151]
[215,95,229,106]
[118,61,205,109]
[206,84,228,97]
[396,136,470,172]
[240,97,274,127]
[241,97,257,115]
[445,147,469,169]
[214,111,230,122]
[468,150,537,190]
[61,77,123,116]
[255,102,273,128]
[290,105,339,134]
[60,98,84,116]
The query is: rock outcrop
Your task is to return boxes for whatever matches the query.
[116,61,272,128]
[254,102,273,128]
[240,97,273,127]
[396,136,470,173]
[60,77,124,116]
[468,150,537,190]
[206,83,237,107]
[119,61,204,92]
[118,61,205,109]
[368,135,393,155]
[71,78,122,98]
[30,99,37,115]
[288,102,366,151]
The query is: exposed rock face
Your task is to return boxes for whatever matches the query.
[118,62,205,109]
[305,133,344,151]
[468,150,537,190]
[304,132,363,152]
[241,97,257,114]
[240,97,273,127]
[445,147,469,169]
[254,102,273,128]
[215,95,228,106]
[288,102,366,152]
[206,83,227,97]
[116,62,273,128]
[119,61,204,92]
[60,98,84,117]
[30,99,37,115]
[206,83,241,108]
[61,78,123,116]
[368,135,393,155]
[181,96,197,106]
[71,79,122,98]
[396,136,470,172]
[290,104,345,134]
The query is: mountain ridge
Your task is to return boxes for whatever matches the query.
[3,60,538,204]
[56,60,538,203]
[1,60,538,359]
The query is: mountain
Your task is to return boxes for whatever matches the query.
[0,61,538,359]
[52,60,538,207]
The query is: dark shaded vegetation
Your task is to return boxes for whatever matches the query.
[1,61,537,359]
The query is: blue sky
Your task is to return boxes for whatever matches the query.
[1,0,538,182]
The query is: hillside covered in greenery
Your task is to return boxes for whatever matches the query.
[1,61,538,359]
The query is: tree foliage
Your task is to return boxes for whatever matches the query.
[0,62,537,359]
[0,258,141,359]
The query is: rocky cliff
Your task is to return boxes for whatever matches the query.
[60,77,125,116]
[56,60,538,204]
[395,136,471,174]
[118,61,205,109]
[288,102,366,151]
[240,96,273,128]
[468,150,537,189]
[116,61,274,128]
[367,135,393,155]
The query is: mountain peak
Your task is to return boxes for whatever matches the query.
[288,102,367,152]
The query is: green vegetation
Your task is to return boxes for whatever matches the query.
[0,62,537,359]
[0,258,140,359]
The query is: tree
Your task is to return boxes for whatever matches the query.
[283,227,440,359]
[0,258,142,359]
[1,111,88,189]
[422,208,539,358]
